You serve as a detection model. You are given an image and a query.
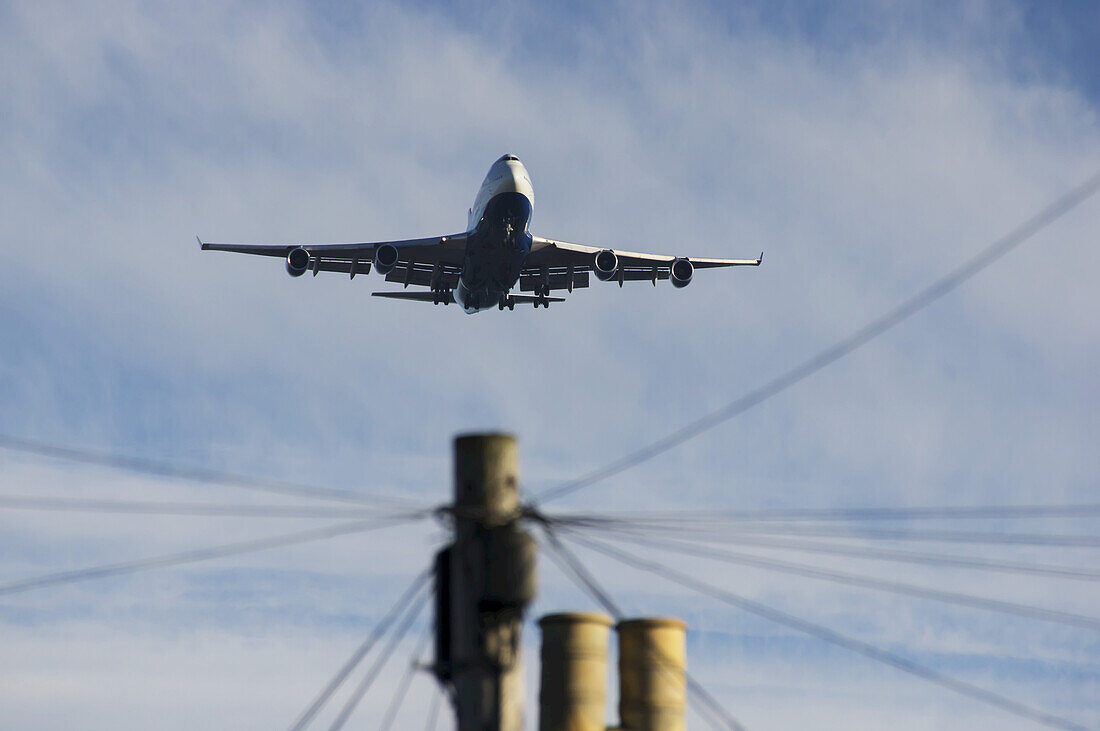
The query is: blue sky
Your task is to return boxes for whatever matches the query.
[1,0,1098,728]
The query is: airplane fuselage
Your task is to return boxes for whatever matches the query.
[454,155,535,313]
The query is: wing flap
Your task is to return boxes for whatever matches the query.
[383,264,461,289]
[518,270,590,292]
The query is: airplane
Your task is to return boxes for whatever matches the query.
[199,154,762,313]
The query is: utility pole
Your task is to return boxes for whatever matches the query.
[434,433,536,731]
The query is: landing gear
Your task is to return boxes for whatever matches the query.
[498,295,516,311]
[535,294,550,308]
[432,288,451,305]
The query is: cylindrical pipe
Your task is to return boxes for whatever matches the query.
[538,612,614,731]
[617,618,687,731]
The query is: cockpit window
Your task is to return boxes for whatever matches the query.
[500,154,519,162]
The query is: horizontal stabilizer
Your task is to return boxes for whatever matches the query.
[371,291,564,306]
[372,291,456,304]
[507,293,566,304]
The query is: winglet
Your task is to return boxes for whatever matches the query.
[196,235,208,250]
[758,251,764,265]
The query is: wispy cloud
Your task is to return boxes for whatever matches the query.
[1,0,1098,728]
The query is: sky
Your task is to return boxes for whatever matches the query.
[1,0,1098,728]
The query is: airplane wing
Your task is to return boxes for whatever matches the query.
[198,233,469,285]
[521,235,761,292]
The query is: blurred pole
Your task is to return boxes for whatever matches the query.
[442,433,535,731]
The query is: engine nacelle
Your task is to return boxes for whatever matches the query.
[286,246,310,277]
[670,258,693,288]
[373,243,399,276]
[593,249,619,282]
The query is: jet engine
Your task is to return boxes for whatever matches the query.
[670,258,694,288]
[593,249,619,282]
[286,246,310,277]
[373,243,399,276]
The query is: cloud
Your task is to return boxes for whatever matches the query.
[1,0,1098,727]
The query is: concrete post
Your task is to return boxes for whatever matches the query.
[447,433,534,731]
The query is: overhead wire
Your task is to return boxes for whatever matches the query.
[424,689,442,731]
[0,516,415,597]
[533,170,1100,506]
[671,524,1100,547]
[0,494,419,520]
[565,531,1089,731]
[327,583,431,731]
[547,502,1100,524]
[379,625,433,731]
[549,513,1100,547]
[0,433,418,507]
[287,568,431,731]
[567,527,1100,631]
[538,527,748,731]
[558,524,1100,582]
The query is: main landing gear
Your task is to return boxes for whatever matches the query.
[432,288,452,305]
[498,295,516,311]
[533,282,552,308]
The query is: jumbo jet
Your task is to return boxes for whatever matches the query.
[199,155,761,313]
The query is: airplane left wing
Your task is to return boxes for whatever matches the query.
[520,235,761,292]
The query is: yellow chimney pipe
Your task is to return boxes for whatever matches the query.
[617,618,687,731]
[538,612,614,731]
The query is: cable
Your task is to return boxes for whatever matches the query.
[563,525,1100,582]
[0,433,417,507]
[534,170,1100,505]
[539,527,747,731]
[379,625,433,731]
[549,502,1100,524]
[576,528,1100,631]
[0,517,413,597]
[0,494,420,520]
[328,586,431,730]
[568,532,1089,731]
[541,528,623,617]
[688,524,1100,547]
[424,690,442,731]
[287,568,431,731]
[554,515,1100,547]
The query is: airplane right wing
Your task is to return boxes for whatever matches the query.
[198,233,469,285]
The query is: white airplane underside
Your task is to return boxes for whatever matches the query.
[199,155,761,313]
